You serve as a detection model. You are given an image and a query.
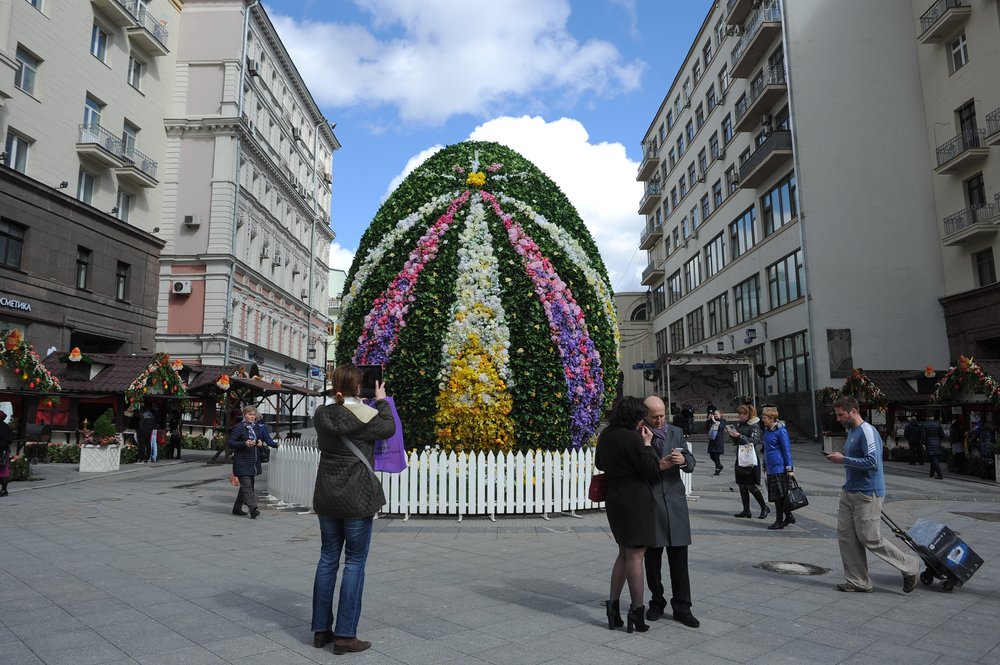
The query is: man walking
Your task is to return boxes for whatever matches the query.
[921,413,945,480]
[903,414,925,466]
[642,395,699,628]
[826,396,920,593]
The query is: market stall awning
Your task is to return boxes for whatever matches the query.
[281,383,320,396]
[931,356,1000,404]
[185,363,259,394]
[230,376,290,394]
[842,369,943,407]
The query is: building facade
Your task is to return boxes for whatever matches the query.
[614,292,657,400]
[156,0,339,404]
[637,0,953,434]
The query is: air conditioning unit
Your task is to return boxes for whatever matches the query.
[247,59,259,76]
[300,289,308,299]
[172,280,192,295]
[271,254,281,266]
[260,247,269,259]
[323,172,332,185]
[761,114,773,128]
[182,214,201,227]
[727,26,741,36]
[292,127,302,141]
[697,174,706,183]
[716,149,726,161]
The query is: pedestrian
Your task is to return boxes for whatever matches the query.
[680,405,694,436]
[948,417,964,473]
[167,422,183,459]
[976,418,995,480]
[596,396,660,634]
[728,404,769,520]
[642,395,699,628]
[706,409,726,475]
[228,405,278,519]
[825,395,920,593]
[903,414,925,465]
[0,411,13,497]
[310,364,395,654]
[137,402,156,463]
[921,413,945,480]
[760,406,795,530]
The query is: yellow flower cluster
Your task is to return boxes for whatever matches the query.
[465,171,486,188]
[435,338,515,453]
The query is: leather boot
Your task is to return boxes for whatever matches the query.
[626,605,649,633]
[332,637,371,654]
[604,600,623,629]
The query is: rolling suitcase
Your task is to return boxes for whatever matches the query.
[881,513,983,592]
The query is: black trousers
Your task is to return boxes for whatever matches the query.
[137,430,151,461]
[709,451,723,470]
[909,442,925,464]
[644,545,692,614]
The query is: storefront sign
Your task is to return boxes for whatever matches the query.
[0,296,31,312]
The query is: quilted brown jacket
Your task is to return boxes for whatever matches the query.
[312,399,396,518]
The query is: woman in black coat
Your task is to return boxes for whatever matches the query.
[728,404,768,519]
[706,409,726,475]
[596,397,662,634]
[227,406,278,519]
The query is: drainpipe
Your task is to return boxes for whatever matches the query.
[223,0,259,368]
[305,117,324,395]
[779,0,819,439]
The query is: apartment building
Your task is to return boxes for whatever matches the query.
[911,0,1000,359]
[157,0,339,402]
[636,0,950,434]
[0,0,178,354]
[615,292,657,400]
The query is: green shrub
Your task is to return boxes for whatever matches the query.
[120,445,138,465]
[889,447,910,462]
[92,409,116,439]
[182,435,210,450]
[10,455,30,480]
[47,443,81,464]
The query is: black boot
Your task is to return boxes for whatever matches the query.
[604,600,623,630]
[735,487,752,517]
[626,605,649,633]
[768,501,785,529]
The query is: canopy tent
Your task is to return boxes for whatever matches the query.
[660,353,756,415]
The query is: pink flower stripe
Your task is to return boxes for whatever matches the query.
[354,189,473,366]
[481,191,604,448]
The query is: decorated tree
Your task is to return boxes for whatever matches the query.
[336,141,619,452]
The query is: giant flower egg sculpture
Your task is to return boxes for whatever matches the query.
[336,141,620,453]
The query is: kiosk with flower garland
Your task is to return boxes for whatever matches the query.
[0,329,62,457]
[930,356,999,479]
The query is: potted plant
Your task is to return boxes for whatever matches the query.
[79,409,122,473]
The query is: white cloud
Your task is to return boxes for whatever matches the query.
[328,241,355,272]
[381,144,444,200]
[269,0,644,124]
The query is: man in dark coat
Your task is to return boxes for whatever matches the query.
[642,395,699,628]
[228,405,278,518]
[903,415,925,465]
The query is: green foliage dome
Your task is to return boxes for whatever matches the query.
[335,141,619,452]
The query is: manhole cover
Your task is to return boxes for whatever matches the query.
[757,561,828,575]
[953,512,1000,523]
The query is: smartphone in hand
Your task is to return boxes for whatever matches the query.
[359,365,384,399]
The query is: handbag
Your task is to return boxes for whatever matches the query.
[737,443,758,467]
[588,472,607,502]
[373,396,407,473]
[260,445,270,463]
[786,476,809,511]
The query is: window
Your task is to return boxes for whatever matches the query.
[685,120,695,143]
[722,114,734,144]
[121,122,138,159]
[707,85,717,113]
[116,190,132,223]
[681,215,690,240]
[672,227,679,248]
[115,262,130,301]
[704,232,726,278]
[679,176,687,198]
[0,219,26,269]
[703,40,713,66]
[687,308,705,345]
[690,206,699,232]
[76,247,92,289]
[668,148,676,169]
[725,165,739,195]
[670,187,678,207]
[4,131,30,174]
[974,249,996,287]
[25,0,42,9]
[774,331,809,394]
[674,95,682,116]
[740,146,752,165]
[127,54,143,89]
[77,169,97,205]
[652,285,665,315]
[667,109,674,130]
[15,46,39,95]
[655,329,669,357]
[714,17,725,46]
[677,134,685,157]
[697,148,708,176]
[83,95,103,128]
[688,163,698,187]
[695,103,705,130]
[682,78,691,105]
[766,249,804,309]
[700,194,711,222]
[668,270,683,305]
[683,255,702,292]
[712,180,723,208]
[965,173,986,208]
[718,65,730,94]
[91,24,109,61]
[669,318,685,353]
[760,172,797,236]
[708,292,729,335]
[733,274,760,324]
[658,122,666,144]
[692,61,701,84]
[729,206,756,259]
[951,33,968,72]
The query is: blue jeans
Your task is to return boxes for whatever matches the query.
[311,516,374,637]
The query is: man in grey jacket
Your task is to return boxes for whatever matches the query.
[642,395,699,628]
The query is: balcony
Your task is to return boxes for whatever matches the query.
[641,261,665,286]
[941,204,997,246]
[77,124,125,168]
[986,108,1000,147]
[638,182,663,215]
[115,146,158,187]
[636,143,660,182]
[729,1,782,79]
[734,66,787,133]
[934,129,989,174]
[918,0,971,44]
[737,130,792,189]
[91,0,141,27]
[726,0,755,26]
[639,223,662,251]
[126,6,169,56]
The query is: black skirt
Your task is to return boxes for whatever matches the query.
[734,464,760,486]
[766,472,792,501]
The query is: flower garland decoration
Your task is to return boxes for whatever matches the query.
[838,368,888,410]
[124,353,188,409]
[0,329,61,392]
[336,141,619,452]
[932,355,1000,403]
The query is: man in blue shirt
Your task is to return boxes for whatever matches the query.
[825,396,920,593]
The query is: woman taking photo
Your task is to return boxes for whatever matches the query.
[311,364,395,655]
[761,406,795,529]
[596,397,662,634]
[727,404,769,520]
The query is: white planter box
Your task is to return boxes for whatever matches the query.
[80,444,121,473]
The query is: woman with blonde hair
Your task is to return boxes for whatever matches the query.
[310,364,395,654]
[761,405,795,529]
[726,404,768,520]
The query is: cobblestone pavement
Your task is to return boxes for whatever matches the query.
[2,443,999,665]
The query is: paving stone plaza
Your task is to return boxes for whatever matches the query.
[2,441,999,665]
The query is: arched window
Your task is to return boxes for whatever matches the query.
[630,305,647,321]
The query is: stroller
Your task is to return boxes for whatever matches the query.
[881,513,983,592]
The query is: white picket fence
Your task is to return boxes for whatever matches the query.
[267,441,694,521]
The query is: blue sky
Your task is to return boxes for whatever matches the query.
[264,0,713,291]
